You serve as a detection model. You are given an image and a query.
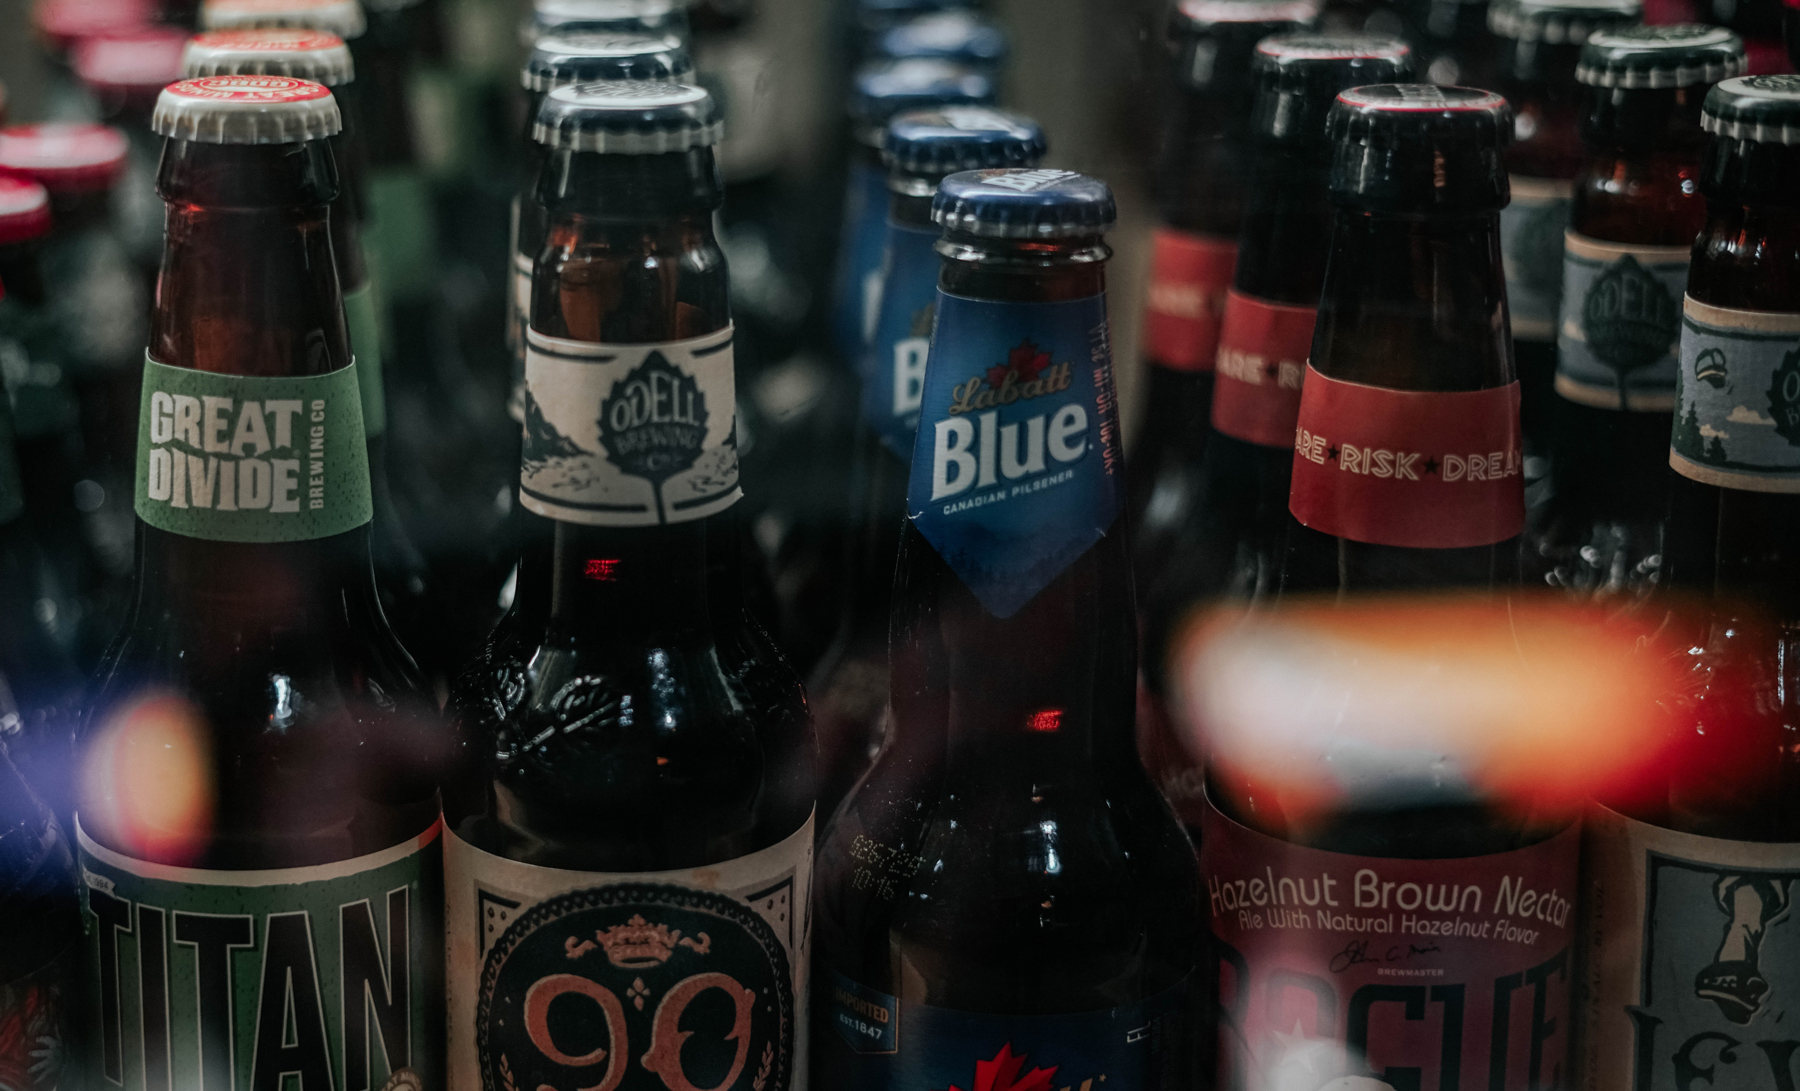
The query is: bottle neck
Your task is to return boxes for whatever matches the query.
[1233,145,1331,305]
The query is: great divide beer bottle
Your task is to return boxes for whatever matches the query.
[813,168,1201,1088]
[1487,0,1640,473]
[504,32,693,422]
[1532,25,1746,599]
[0,740,83,1091]
[1136,34,1414,832]
[443,82,816,1091]
[1281,85,1526,594]
[810,105,1046,823]
[77,75,445,1091]
[1580,73,1800,1090]
[1127,0,1317,592]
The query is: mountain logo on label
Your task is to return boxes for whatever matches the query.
[598,351,709,484]
[521,391,585,467]
[1768,347,1800,447]
[1583,254,1680,382]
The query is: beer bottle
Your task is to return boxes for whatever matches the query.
[1580,73,1800,1087]
[443,82,815,1091]
[77,75,444,1090]
[505,32,694,422]
[1532,25,1744,598]
[1136,35,1413,831]
[853,0,978,55]
[873,10,1010,71]
[1281,85,1525,594]
[200,0,364,36]
[810,105,1046,821]
[814,169,1201,1088]
[524,0,692,44]
[0,741,83,1091]
[1126,0,1316,593]
[1487,0,1640,472]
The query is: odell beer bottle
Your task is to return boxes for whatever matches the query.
[77,75,445,1091]
[1581,73,1800,1090]
[1281,86,1526,593]
[0,741,83,1091]
[1534,25,1745,599]
[814,169,1201,1088]
[1487,0,1640,472]
[810,105,1046,822]
[505,32,693,422]
[1136,34,1414,832]
[443,82,815,1091]
[1127,0,1317,592]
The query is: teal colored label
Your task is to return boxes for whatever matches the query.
[364,169,437,304]
[1499,176,1571,342]
[134,356,373,542]
[77,820,445,1091]
[342,284,387,438]
[1556,231,1690,411]
[860,220,941,459]
[1672,295,1800,492]
[0,391,22,525]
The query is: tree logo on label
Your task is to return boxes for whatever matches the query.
[1767,347,1800,448]
[477,883,792,1091]
[598,352,710,485]
[1583,255,1679,398]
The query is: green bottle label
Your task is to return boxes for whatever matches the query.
[364,169,437,304]
[0,392,22,525]
[77,819,444,1091]
[133,356,373,542]
[1672,295,1800,492]
[342,283,388,438]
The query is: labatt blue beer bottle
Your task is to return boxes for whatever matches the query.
[813,168,1201,1088]
[810,105,1046,823]
[443,83,816,1091]
[78,75,445,1091]
[1580,73,1800,1091]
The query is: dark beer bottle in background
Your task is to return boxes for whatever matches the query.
[1394,0,1497,86]
[1127,0,1316,593]
[0,741,83,1091]
[1581,73,1800,1088]
[1281,85,1525,594]
[444,82,815,1091]
[1487,0,1640,477]
[810,106,1046,823]
[814,168,1200,1088]
[1530,25,1744,598]
[77,75,445,1091]
[1136,35,1414,833]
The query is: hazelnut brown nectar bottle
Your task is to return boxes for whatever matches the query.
[77,76,445,1091]
[813,169,1201,1089]
[1530,25,1745,599]
[1579,73,1800,1091]
[443,83,816,1091]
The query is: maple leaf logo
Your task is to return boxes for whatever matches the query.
[935,1042,1060,1091]
[986,339,1053,390]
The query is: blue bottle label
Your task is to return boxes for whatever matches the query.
[906,292,1123,618]
[861,220,942,458]
[821,970,1190,1089]
[833,161,894,358]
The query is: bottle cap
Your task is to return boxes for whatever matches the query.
[1328,84,1513,212]
[875,11,1009,67]
[1702,72,1800,143]
[72,28,189,96]
[849,57,995,145]
[526,0,687,44]
[0,123,130,192]
[152,75,341,144]
[1576,24,1746,88]
[856,0,972,34]
[1169,0,1321,95]
[535,80,720,153]
[1251,34,1416,146]
[933,168,1116,238]
[883,107,1045,176]
[181,28,354,86]
[0,177,52,246]
[524,32,692,91]
[200,0,366,39]
[1487,0,1640,44]
[30,0,155,52]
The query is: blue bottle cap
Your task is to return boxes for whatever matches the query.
[883,107,1046,176]
[875,11,1009,68]
[932,168,1116,238]
[534,80,720,153]
[523,31,692,91]
[848,57,996,140]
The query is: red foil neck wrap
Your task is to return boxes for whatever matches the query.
[1288,366,1524,548]
[1142,226,1236,373]
[1212,289,1317,446]
[0,177,51,245]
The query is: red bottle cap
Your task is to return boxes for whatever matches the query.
[0,123,130,194]
[31,0,156,52]
[0,177,52,245]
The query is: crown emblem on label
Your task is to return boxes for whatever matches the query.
[564,915,714,969]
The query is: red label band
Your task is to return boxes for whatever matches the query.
[1202,793,1579,1091]
[1211,289,1316,447]
[1142,227,1235,372]
[1288,368,1523,549]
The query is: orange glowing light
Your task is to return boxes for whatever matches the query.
[1026,709,1062,733]
[78,691,215,865]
